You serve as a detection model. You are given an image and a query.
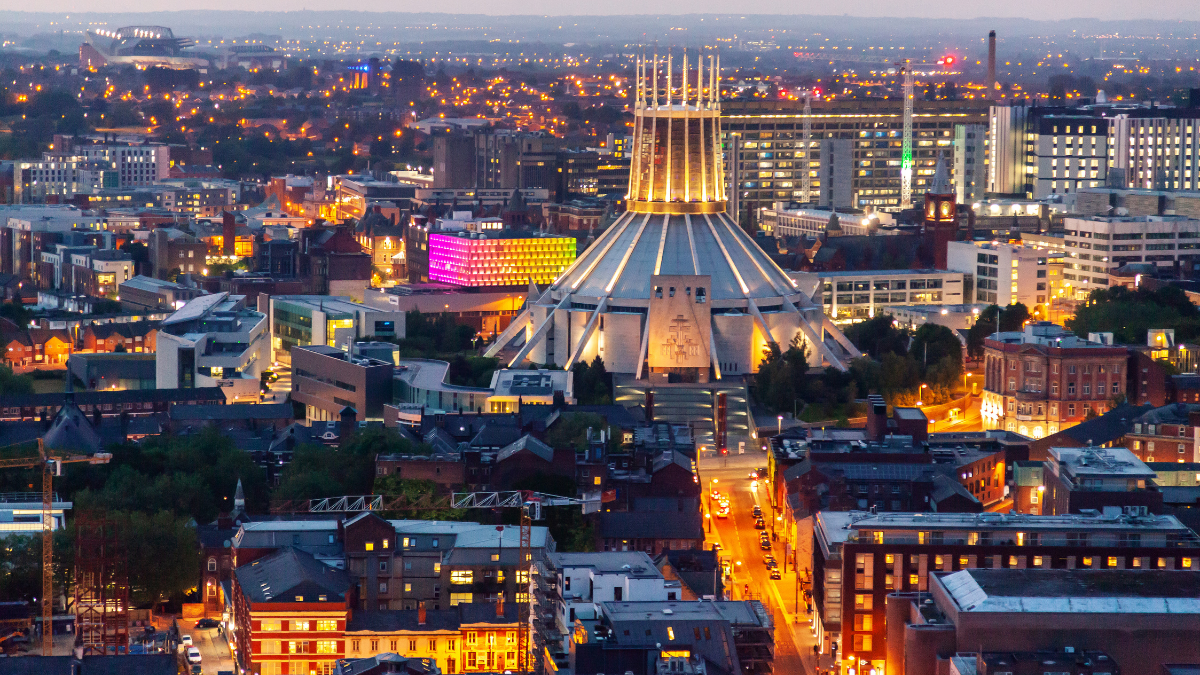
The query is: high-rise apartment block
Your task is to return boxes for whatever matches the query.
[722,99,988,218]
[952,124,987,203]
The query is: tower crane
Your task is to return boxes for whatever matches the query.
[291,490,599,675]
[898,60,915,209]
[0,440,111,656]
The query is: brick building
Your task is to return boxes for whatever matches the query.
[813,510,1200,672]
[81,321,158,353]
[981,323,1128,439]
[344,603,521,673]
[887,569,1200,675]
[1125,402,1200,464]
[231,547,353,675]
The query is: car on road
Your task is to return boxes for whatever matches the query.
[186,647,202,665]
[195,618,220,629]
[716,507,730,518]
[766,560,778,570]
[181,635,193,647]
[759,540,772,551]
[754,518,766,529]
[770,569,782,580]
[752,505,762,517]
[711,542,722,552]
[763,556,776,567]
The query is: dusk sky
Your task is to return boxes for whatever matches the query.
[5,0,1199,20]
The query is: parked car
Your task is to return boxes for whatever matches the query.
[186,647,202,664]
[180,635,192,647]
[195,618,220,629]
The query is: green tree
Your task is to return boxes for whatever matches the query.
[571,356,612,405]
[843,314,909,359]
[0,365,34,396]
[0,301,33,328]
[1067,286,1200,343]
[909,323,963,386]
[275,428,433,500]
[117,510,201,608]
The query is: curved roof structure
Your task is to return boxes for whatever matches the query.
[551,210,801,303]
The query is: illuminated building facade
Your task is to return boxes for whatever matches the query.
[722,99,988,217]
[487,51,858,381]
[428,233,575,288]
[981,322,1128,438]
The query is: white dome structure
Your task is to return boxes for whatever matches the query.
[487,51,859,382]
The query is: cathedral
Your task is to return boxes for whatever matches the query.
[488,51,859,384]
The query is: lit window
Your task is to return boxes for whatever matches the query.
[1033,556,1043,567]
[365,542,374,551]
[667,627,675,640]
[451,570,474,584]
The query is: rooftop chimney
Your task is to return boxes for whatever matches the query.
[222,211,236,257]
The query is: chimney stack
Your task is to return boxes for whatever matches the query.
[987,31,997,98]
[418,601,427,626]
[222,210,236,257]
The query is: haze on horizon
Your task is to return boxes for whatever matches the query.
[1,0,1197,21]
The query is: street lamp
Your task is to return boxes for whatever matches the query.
[777,415,783,436]
[705,512,712,533]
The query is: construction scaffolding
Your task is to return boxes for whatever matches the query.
[74,516,129,655]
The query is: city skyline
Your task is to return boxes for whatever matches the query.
[5,2,1200,19]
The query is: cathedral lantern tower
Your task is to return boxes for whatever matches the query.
[627,52,726,213]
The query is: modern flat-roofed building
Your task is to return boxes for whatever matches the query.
[291,344,394,422]
[263,295,405,364]
[814,509,1200,673]
[723,98,988,217]
[1036,445,1160,515]
[75,142,170,187]
[887,568,1200,675]
[1059,215,1200,291]
[156,292,268,403]
[427,231,575,288]
[946,241,1053,315]
[790,269,966,323]
[761,203,897,239]
[981,323,1129,438]
[117,274,207,312]
[573,600,774,675]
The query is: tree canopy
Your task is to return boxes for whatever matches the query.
[1067,285,1200,344]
